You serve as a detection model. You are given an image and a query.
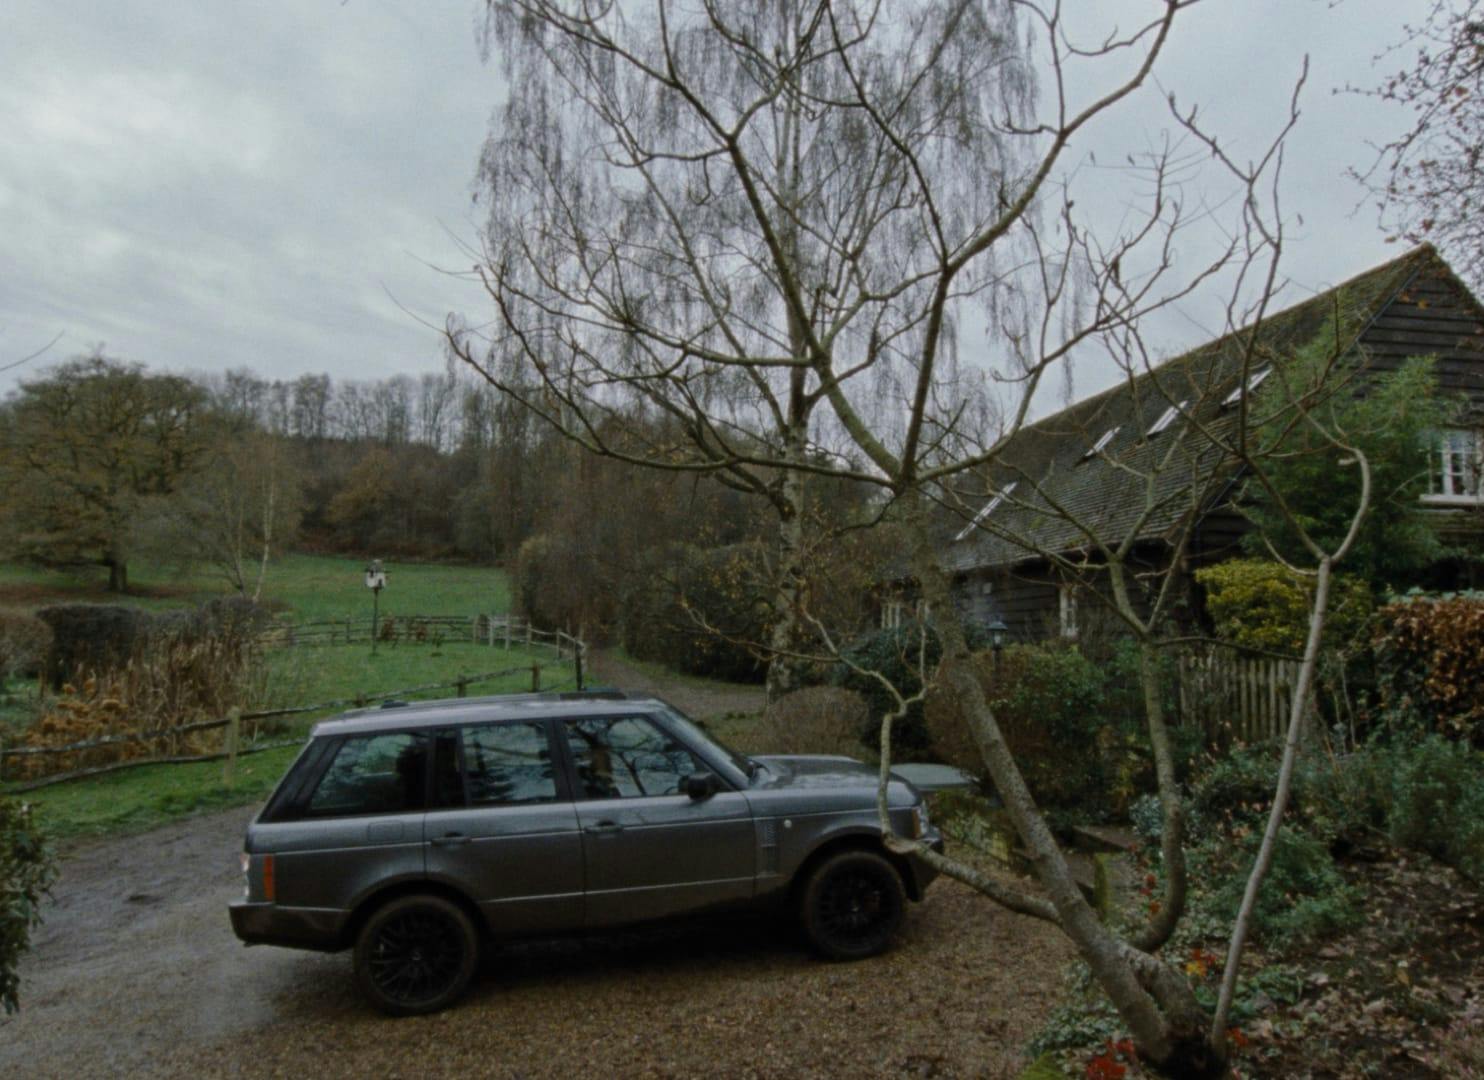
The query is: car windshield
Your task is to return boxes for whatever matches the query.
[656,704,758,779]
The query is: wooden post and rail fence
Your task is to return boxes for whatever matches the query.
[0,614,586,792]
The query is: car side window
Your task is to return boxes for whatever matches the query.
[462,722,558,805]
[306,731,428,817]
[564,716,703,799]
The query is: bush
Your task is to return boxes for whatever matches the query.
[513,532,618,638]
[621,542,769,683]
[1195,558,1372,655]
[0,797,57,1014]
[16,599,262,780]
[754,687,868,758]
[922,642,1115,812]
[1383,735,1484,882]
[35,605,151,689]
[1184,748,1364,947]
[1371,593,1484,745]
[833,621,950,760]
[1205,825,1363,947]
[0,610,51,682]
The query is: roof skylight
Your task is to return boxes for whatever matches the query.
[1222,367,1271,408]
[1147,399,1189,436]
[954,481,1018,541]
[1081,426,1121,461]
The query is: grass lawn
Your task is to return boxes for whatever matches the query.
[255,555,510,621]
[0,553,510,620]
[14,743,306,841]
[255,640,578,717]
[1,554,527,838]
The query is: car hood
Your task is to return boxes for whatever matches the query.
[751,755,913,798]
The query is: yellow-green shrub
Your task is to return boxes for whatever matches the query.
[1195,558,1372,654]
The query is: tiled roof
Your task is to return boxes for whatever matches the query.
[942,245,1441,573]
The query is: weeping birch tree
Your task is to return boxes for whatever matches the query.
[451,0,1040,701]
[451,1,1316,1074]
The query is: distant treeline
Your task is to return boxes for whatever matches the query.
[0,354,890,678]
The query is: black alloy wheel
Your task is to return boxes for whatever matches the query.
[354,894,479,1016]
[800,849,906,961]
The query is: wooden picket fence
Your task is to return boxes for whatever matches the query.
[1177,646,1306,744]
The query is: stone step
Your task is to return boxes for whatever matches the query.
[1071,824,1140,855]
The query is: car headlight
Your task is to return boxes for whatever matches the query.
[910,803,930,839]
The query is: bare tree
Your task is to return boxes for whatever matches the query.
[1348,0,1484,288]
[451,0,1045,702]
[150,429,306,601]
[451,2,1321,1072]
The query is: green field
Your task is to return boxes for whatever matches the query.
[1,554,547,839]
[16,744,307,840]
[255,640,576,718]
[0,554,510,620]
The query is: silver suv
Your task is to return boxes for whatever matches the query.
[230,691,943,1014]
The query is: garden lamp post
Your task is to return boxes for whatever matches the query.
[365,560,387,654]
[987,618,1007,676]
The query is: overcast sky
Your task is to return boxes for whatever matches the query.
[0,0,1428,401]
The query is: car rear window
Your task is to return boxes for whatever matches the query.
[306,731,429,817]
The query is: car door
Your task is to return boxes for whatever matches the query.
[422,720,584,934]
[561,714,755,928]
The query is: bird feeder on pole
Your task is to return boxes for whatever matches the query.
[365,559,387,654]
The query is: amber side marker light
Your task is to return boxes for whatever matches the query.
[262,854,276,902]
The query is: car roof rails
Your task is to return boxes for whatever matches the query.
[556,687,629,701]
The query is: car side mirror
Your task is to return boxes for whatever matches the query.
[684,772,719,800]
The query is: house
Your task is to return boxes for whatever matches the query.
[935,244,1484,642]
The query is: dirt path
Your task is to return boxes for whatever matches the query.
[1,663,1071,1079]
[585,648,767,721]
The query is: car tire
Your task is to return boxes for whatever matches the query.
[353,894,479,1016]
[799,849,906,961]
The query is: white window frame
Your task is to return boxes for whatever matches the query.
[1423,429,1484,506]
[953,481,1018,541]
[881,599,905,629]
[881,598,931,628]
[1081,426,1121,461]
[1147,399,1190,437]
[1058,585,1079,640]
[1222,367,1271,408]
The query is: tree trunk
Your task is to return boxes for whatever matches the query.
[905,510,1223,1076]
[764,444,807,705]
[1132,637,1189,952]
[1210,556,1334,1051]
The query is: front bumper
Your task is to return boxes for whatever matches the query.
[903,827,946,898]
[229,900,346,952]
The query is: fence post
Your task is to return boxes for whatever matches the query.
[222,708,242,785]
[504,618,511,651]
[526,621,533,650]
[531,664,541,693]
[457,676,468,699]
[575,644,585,691]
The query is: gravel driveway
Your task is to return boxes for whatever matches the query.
[1,661,1072,1078]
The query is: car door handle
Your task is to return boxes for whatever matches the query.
[429,833,471,848]
[585,821,624,836]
